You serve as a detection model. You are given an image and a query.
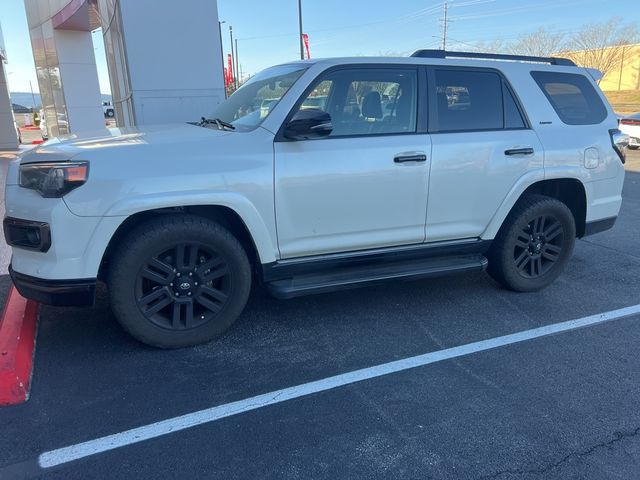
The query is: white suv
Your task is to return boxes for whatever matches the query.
[4,51,628,348]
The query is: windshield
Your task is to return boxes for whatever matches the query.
[209,64,308,131]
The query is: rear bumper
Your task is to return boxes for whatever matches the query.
[9,265,96,307]
[583,216,617,237]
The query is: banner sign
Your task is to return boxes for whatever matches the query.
[302,33,311,59]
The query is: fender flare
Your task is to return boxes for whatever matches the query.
[103,190,278,263]
[481,168,588,240]
[481,170,545,240]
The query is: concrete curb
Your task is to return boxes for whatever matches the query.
[0,286,39,406]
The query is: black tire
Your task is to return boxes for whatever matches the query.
[108,215,251,348]
[487,194,576,292]
[106,109,115,118]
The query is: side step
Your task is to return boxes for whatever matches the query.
[266,254,488,299]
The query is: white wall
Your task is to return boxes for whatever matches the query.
[115,0,225,125]
[54,30,103,132]
[0,24,18,150]
[0,61,19,150]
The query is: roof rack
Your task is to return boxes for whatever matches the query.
[410,49,576,67]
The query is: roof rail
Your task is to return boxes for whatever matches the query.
[410,49,576,67]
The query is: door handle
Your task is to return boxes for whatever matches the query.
[394,153,427,163]
[504,147,534,156]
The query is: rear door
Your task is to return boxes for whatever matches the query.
[425,67,544,242]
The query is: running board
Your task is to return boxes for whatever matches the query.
[266,254,488,299]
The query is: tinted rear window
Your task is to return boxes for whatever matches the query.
[531,71,607,125]
[434,69,527,132]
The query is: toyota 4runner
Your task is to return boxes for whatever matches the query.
[4,50,628,348]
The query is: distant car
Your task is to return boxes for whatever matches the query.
[619,113,640,149]
[12,103,32,114]
[103,101,115,118]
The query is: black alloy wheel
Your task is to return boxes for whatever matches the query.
[513,215,564,279]
[487,194,576,292]
[109,215,251,348]
[136,243,231,331]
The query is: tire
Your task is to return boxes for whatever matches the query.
[487,194,576,292]
[106,109,115,118]
[108,214,251,348]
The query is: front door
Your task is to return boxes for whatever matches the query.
[274,66,430,259]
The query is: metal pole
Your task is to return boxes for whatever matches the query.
[298,0,304,60]
[618,45,626,91]
[235,39,240,86]
[441,1,448,51]
[229,25,236,90]
[29,80,37,109]
[218,21,227,98]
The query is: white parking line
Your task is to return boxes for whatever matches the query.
[38,303,640,469]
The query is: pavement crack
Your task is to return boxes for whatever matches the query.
[478,427,640,479]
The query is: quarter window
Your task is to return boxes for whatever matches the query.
[531,71,607,125]
[293,68,418,137]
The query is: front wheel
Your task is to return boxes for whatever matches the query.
[108,215,251,348]
[487,194,576,292]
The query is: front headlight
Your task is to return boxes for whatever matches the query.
[19,161,89,198]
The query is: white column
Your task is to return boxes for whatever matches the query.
[0,61,18,150]
[99,0,225,126]
[54,30,104,133]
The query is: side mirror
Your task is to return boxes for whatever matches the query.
[284,108,333,140]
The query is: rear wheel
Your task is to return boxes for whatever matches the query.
[108,215,251,348]
[487,194,575,292]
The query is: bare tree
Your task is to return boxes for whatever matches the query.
[509,28,566,57]
[564,18,639,78]
[471,39,507,54]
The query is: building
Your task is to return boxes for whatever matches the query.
[598,44,640,92]
[0,23,19,150]
[565,43,640,92]
[22,0,225,138]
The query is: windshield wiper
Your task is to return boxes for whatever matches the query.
[199,117,236,130]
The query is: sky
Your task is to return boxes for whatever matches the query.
[1,0,640,94]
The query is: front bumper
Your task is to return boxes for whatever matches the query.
[10,265,96,307]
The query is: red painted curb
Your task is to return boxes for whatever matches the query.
[0,286,39,406]
[31,140,44,145]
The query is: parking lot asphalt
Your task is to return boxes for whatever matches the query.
[0,152,639,479]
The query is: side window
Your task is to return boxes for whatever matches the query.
[294,68,417,137]
[434,69,504,132]
[530,71,607,125]
[301,80,332,111]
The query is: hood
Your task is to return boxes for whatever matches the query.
[18,123,233,164]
